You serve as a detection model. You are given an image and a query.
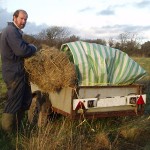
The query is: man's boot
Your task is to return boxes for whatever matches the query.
[1,113,16,133]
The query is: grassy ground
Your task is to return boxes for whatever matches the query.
[0,59,6,97]
[0,57,150,150]
[1,115,150,150]
[132,57,150,114]
[132,57,150,81]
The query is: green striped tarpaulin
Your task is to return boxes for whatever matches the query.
[61,41,147,86]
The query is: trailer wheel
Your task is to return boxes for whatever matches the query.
[28,91,52,127]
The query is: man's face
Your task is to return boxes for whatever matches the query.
[14,11,28,29]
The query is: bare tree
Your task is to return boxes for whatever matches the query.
[38,29,48,40]
[117,32,141,55]
[46,26,70,40]
[65,35,80,43]
[108,37,115,47]
[38,26,71,48]
[141,41,150,57]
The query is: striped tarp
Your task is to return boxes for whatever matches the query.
[61,41,147,86]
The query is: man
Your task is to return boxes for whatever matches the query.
[0,9,37,132]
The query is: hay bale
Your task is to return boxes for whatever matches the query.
[24,46,77,92]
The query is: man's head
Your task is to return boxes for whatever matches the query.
[13,9,28,29]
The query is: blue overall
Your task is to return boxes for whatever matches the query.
[0,22,36,114]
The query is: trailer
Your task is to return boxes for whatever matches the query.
[28,41,147,127]
[29,84,146,127]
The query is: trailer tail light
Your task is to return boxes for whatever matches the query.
[75,101,86,110]
[73,98,97,110]
[137,95,145,105]
[127,94,146,105]
[129,97,137,104]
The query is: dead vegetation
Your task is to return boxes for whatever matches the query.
[16,115,150,150]
[24,46,77,92]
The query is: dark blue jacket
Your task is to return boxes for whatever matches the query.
[0,22,36,84]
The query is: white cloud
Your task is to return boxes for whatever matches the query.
[0,0,150,42]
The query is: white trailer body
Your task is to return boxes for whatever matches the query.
[31,84,146,119]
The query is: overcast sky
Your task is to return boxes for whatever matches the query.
[0,0,150,43]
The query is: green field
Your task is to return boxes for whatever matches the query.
[132,57,150,81]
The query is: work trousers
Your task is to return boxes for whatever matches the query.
[3,75,32,114]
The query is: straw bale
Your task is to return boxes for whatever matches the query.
[24,46,77,92]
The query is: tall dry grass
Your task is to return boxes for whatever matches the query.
[15,115,150,150]
[18,117,114,150]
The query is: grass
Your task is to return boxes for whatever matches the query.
[132,57,150,81]
[0,56,150,150]
[0,59,6,98]
[0,116,149,150]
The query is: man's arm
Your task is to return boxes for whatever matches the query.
[7,27,37,58]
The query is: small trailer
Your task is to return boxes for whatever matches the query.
[28,41,147,126]
[29,84,146,127]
